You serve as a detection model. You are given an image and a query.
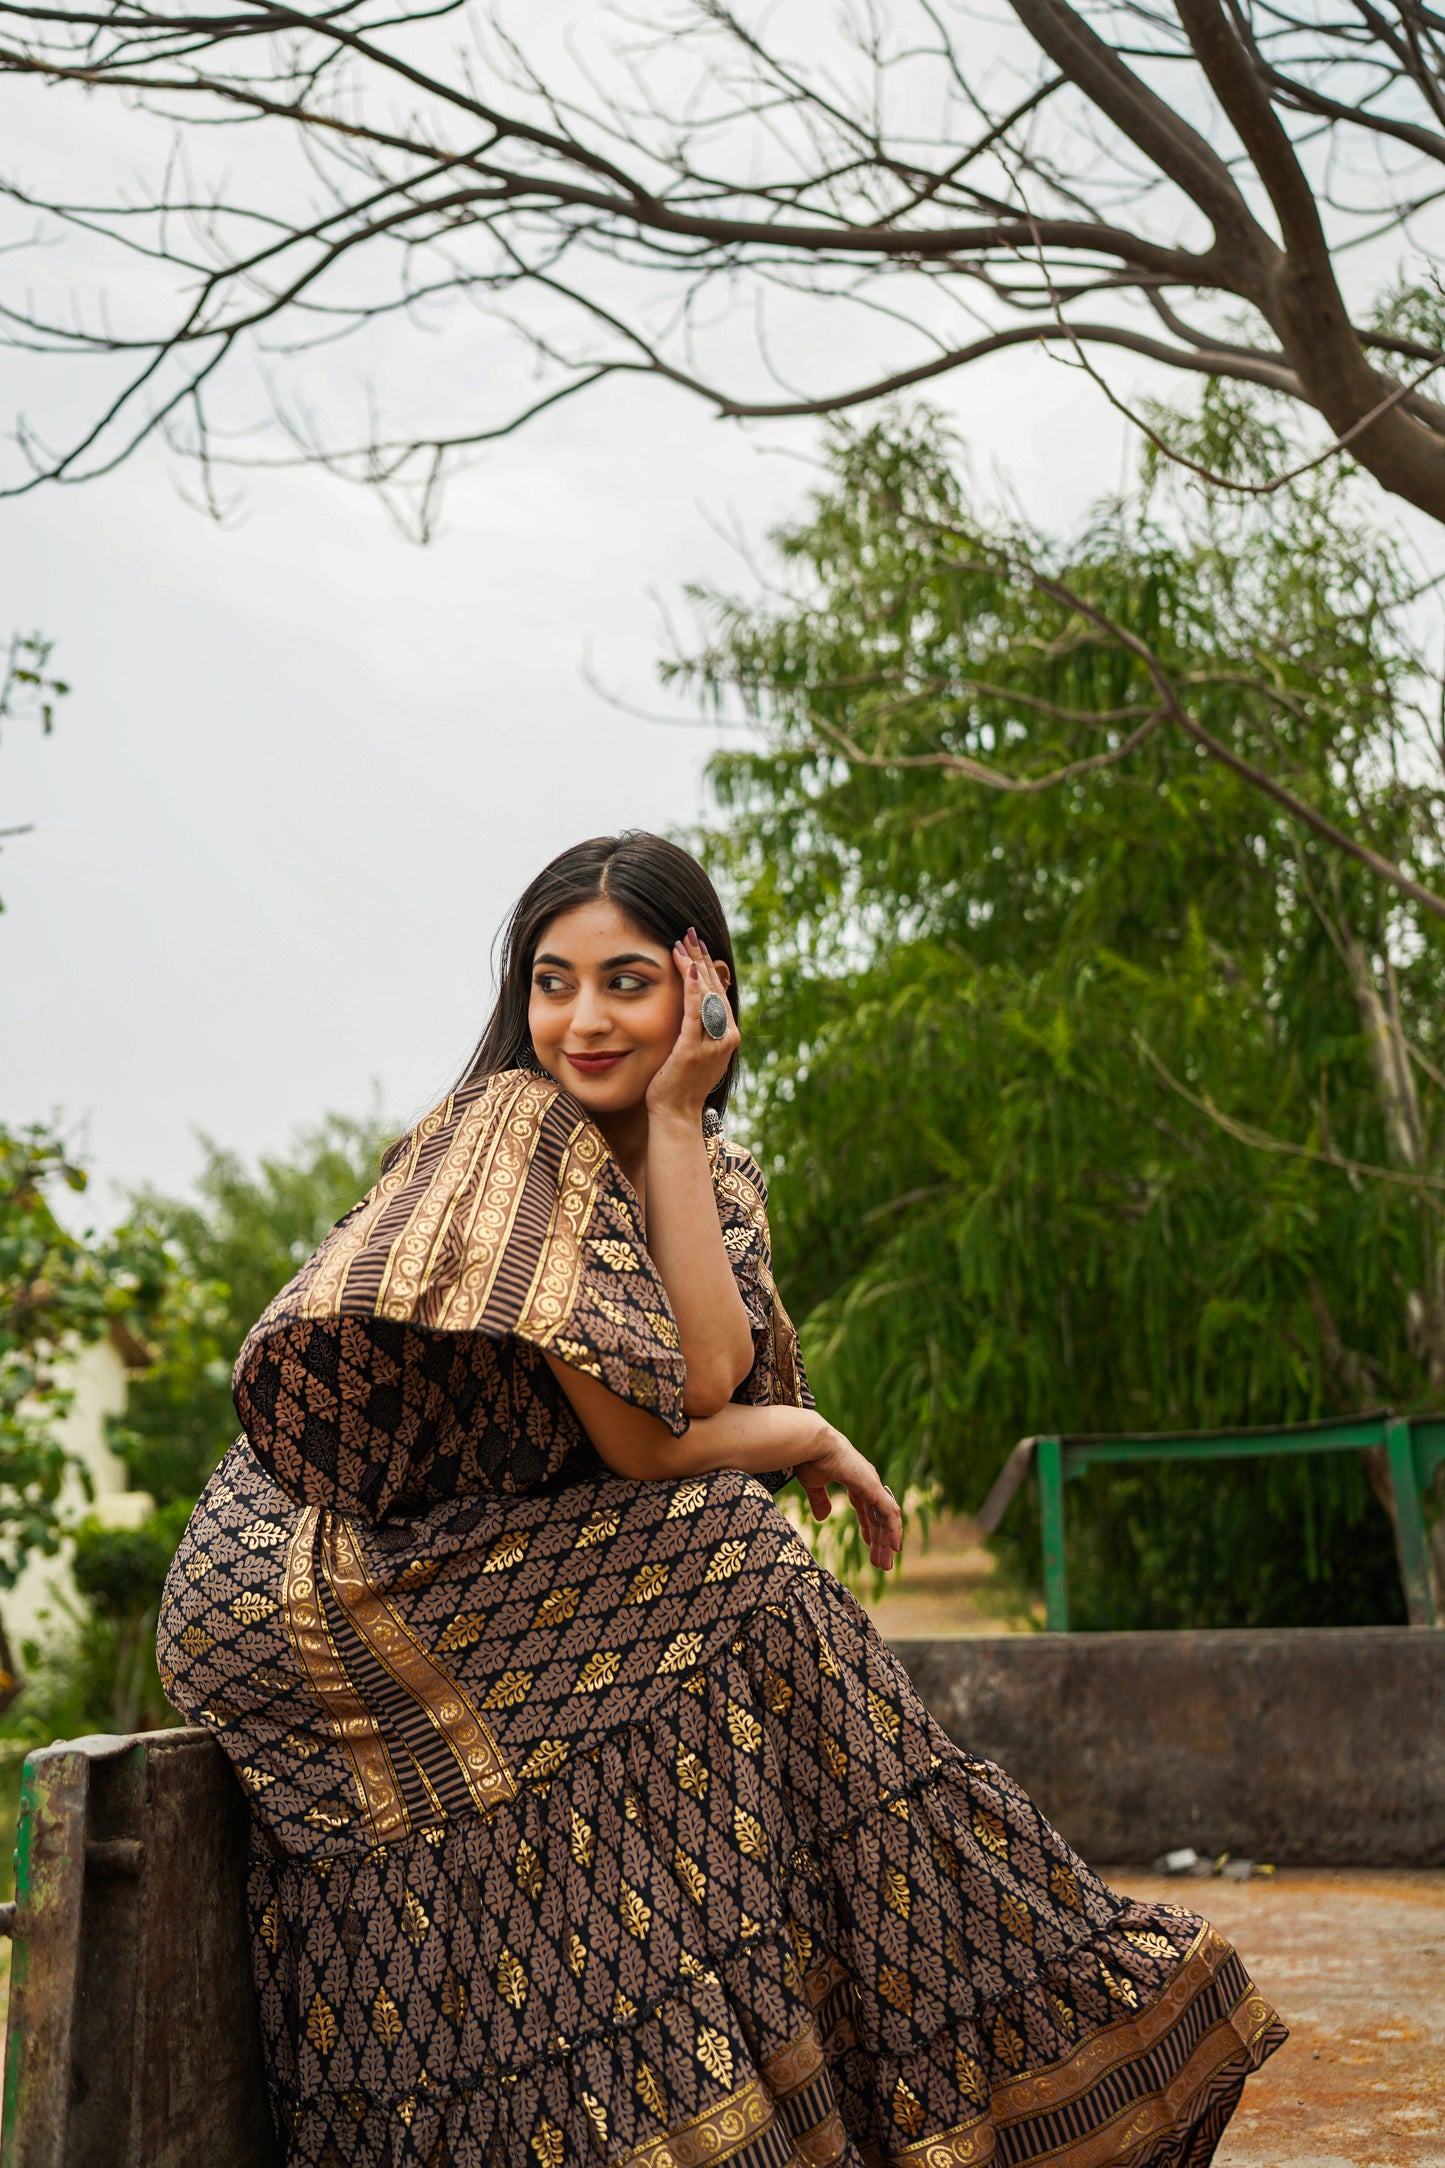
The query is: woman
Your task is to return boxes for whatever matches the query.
[159,832,1284,2168]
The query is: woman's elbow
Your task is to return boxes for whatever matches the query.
[682,1347,754,1419]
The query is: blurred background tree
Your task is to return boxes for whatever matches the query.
[112,1114,394,1509]
[681,400,1445,1626]
[0,1115,390,1751]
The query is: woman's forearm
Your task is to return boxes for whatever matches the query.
[545,1353,810,1479]
[644,1108,756,1414]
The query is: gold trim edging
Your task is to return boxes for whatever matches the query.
[323,1514,518,1819]
[281,1508,409,1844]
[607,2075,777,2168]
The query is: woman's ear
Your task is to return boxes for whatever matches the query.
[714,960,732,991]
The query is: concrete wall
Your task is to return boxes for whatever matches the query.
[892,1627,1444,1867]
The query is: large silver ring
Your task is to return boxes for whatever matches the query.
[700,990,730,1041]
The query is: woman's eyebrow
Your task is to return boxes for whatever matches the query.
[601,951,662,969]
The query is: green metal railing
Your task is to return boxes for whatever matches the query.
[975,1410,1445,1631]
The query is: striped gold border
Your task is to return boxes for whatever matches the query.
[608,2073,777,2168]
[280,1507,409,1844]
[300,1090,457,1318]
[322,1514,517,1817]
[511,1121,604,1343]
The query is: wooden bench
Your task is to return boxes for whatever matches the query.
[0,1727,278,2168]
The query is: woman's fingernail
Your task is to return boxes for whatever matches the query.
[689,962,698,978]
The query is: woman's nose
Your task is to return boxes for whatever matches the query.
[571,985,613,1035]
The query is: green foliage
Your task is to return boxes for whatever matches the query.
[112,1113,393,1504]
[680,409,1444,1624]
[0,1123,166,1587]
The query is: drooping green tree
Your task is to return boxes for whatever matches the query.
[679,406,1445,1627]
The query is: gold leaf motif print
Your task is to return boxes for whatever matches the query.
[955,2049,987,2105]
[575,1510,620,1549]
[675,1745,710,1799]
[930,1831,959,1880]
[1099,1961,1139,2007]
[183,1549,213,1582]
[238,1520,286,1551]
[733,1807,768,1861]
[763,1665,794,1714]
[635,2060,667,2124]
[695,2025,734,2085]
[573,1650,622,1693]
[820,1732,847,1779]
[992,2013,1025,2068]
[815,1636,842,1680]
[438,1613,485,1653]
[1000,1892,1033,1944]
[866,1689,900,1744]
[1049,1863,1082,1912]
[373,1986,403,2045]
[259,1897,280,1952]
[485,1530,530,1572]
[401,1891,430,1947]
[589,1238,637,1272]
[532,2118,565,2168]
[230,1591,274,1623]
[441,1970,468,2025]
[567,1929,588,1977]
[787,1914,813,1971]
[673,1845,707,1905]
[613,1990,638,2022]
[485,1669,533,1709]
[620,1881,652,1939]
[645,1310,680,1349]
[705,1540,747,1583]
[518,1739,568,1780]
[496,1948,528,2010]
[570,1809,596,1867]
[666,1481,708,1518]
[656,1631,703,1674]
[973,1807,1010,1859]
[180,1625,214,1658]
[306,1993,337,2056]
[1124,1928,1176,1959]
[883,1867,911,1920]
[533,1585,580,1629]
[1047,1990,1077,2036]
[625,1561,670,1604]
[891,2081,926,2136]
[726,1701,763,1754]
[582,2091,609,2151]
[877,1964,913,2014]
[514,1838,544,1899]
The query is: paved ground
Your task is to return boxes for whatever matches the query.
[859,1510,1038,1637]
[1109,1869,1444,2167]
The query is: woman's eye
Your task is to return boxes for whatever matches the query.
[534,973,567,994]
[611,973,648,992]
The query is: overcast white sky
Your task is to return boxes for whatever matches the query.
[6,357,1142,1224]
[5,2,1409,1226]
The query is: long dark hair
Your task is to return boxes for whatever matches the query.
[460,832,740,1118]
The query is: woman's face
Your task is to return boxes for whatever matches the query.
[528,898,689,1117]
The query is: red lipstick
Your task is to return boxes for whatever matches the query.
[566,1051,627,1075]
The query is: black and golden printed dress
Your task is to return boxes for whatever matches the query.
[158,1069,1284,2168]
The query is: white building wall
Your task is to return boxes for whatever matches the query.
[2,1336,153,1657]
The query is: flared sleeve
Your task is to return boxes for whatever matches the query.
[709,1140,814,1413]
[232,1070,688,1520]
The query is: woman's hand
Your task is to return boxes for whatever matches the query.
[645,928,740,1124]
[791,1417,903,1572]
